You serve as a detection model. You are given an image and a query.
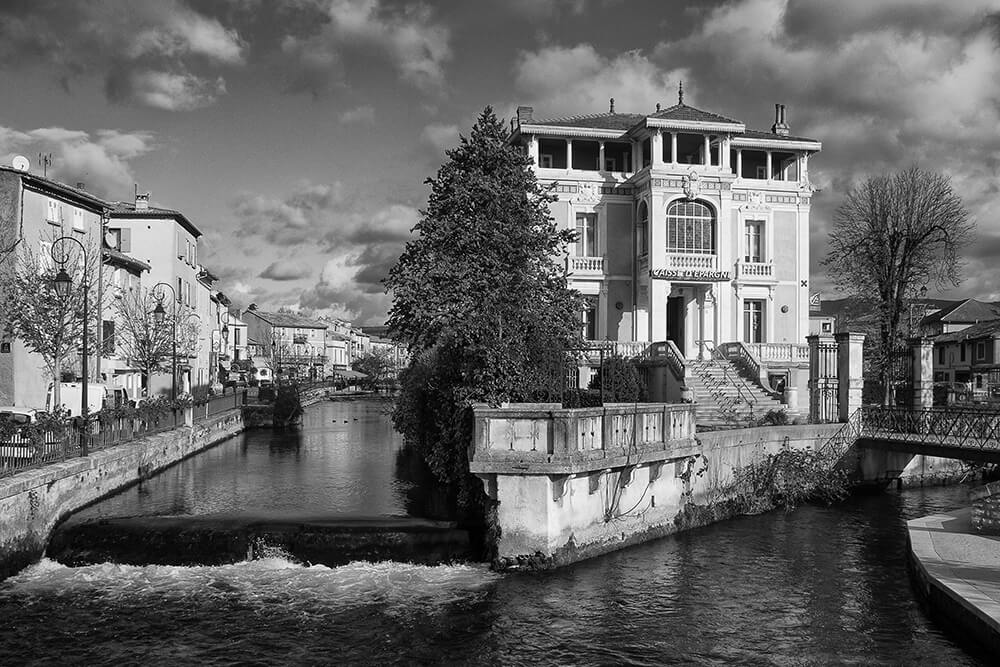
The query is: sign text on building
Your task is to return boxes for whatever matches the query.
[649,268,731,282]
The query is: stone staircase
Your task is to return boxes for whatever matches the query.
[686,358,786,428]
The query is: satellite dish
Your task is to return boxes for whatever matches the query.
[11,155,29,172]
[104,231,118,249]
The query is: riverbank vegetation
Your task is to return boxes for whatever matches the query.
[385,108,582,550]
[724,445,850,515]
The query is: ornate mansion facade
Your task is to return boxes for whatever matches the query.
[510,95,821,374]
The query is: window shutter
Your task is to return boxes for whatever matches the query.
[120,228,131,252]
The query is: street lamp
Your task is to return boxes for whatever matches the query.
[50,236,90,451]
[152,282,178,401]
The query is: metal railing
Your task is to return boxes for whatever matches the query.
[860,405,1000,454]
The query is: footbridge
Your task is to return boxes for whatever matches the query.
[825,406,1000,467]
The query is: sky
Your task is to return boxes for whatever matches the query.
[0,0,998,324]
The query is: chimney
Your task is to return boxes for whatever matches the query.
[609,98,615,114]
[76,182,85,191]
[771,103,790,136]
[248,303,258,311]
[135,191,150,210]
[516,106,533,125]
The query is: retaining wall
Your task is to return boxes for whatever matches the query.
[0,409,247,580]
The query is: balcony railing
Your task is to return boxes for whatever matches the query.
[746,342,810,364]
[735,261,774,279]
[665,253,718,271]
[567,256,604,276]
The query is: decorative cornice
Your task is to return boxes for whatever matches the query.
[519,123,627,139]
[645,118,745,133]
[732,137,822,151]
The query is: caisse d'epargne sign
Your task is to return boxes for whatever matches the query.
[649,268,731,281]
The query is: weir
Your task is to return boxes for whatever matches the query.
[48,513,471,568]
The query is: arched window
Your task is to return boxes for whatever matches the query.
[636,201,648,255]
[666,200,715,254]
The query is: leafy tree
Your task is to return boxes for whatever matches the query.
[385,107,583,523]
[351,349,394,390]
[0,234,104,408]
[823,167,974,403]
[588,355,645,403]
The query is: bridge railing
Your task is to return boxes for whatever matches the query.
[859,406,1000,452]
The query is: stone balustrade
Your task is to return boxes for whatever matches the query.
[666,253,717,271]
[735,261,774,278]
[469,402,697,475]
[566,256,604,275]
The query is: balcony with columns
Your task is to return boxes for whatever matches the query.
[566,255,605,277]
[665,252,719,272]
[734,260,775,280]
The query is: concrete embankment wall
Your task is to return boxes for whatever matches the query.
[0,410,247,580]
[470,403,843,569]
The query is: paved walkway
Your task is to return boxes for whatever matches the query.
[908,509,1000,649]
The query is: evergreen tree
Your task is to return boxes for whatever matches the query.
[385,106,582,520]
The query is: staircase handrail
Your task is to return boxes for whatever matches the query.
[696,348,759,425]
[717,341,782,400]
[649,340,686,381]
[817,406,865,460]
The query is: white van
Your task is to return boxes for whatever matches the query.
[46,382,109,417]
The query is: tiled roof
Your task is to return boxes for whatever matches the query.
[245,309,328,329]
[648,103,741,125]
[934,319,1000,343]
[921,299,1000,326]
[102,247,150,273]
[0,166,109,211]
[108,201,201,237]
[531,112,646,132]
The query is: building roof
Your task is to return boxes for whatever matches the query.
[0,166,109,212]
[738,128,824,144]
[103,247,150,273]
[934,319,1000,343]
[648,103,741,126]
[244,308,328,329]
[531,112,646,132]
[107,201,202,238]
[921,299,1000,326]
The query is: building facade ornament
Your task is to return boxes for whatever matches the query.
[740,190,770,212]
[575,181,600,203]
[682,170,701,200]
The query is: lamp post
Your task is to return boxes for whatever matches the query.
[151,282,177,401]
[51,236,89,453]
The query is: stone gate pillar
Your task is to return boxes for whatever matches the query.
[909,337,934,410]
[836,332,866,422]
[808,334,838,423]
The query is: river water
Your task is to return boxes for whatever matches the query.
[0,399,988,665]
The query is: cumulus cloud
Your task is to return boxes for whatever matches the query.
[0,124,156,198]
[513,44,685,117]
[0,0,244,110]
[260,260,313,281]
[339,105,376,124]
[420,123,460,153]
[280,0,451,96]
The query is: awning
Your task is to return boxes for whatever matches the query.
[334,369,368,379]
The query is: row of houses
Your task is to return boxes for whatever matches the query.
[0,160,403,411]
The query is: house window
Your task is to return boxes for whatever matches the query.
[745,221,764,262]
[234,328,241,345]
[0,342,10,353]
[575,213,597,257]
[46,199,59,223]
[540,154,553,168]
[743,300,764,343]
[582,299,597,340]
[72,209,85,232]
[938,346,946,365]
[637,202,648,255]
[666,200,715,254]
[821,321,832,333]
[107,227,131,252]
[976,341,987,361]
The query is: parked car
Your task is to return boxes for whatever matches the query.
[225,373,248,389]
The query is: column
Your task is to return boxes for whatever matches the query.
[836,332,866,422]
[566,139,573,171]
[528,136,539,166]
[598,141,606,172]
[721,137,731,171]
[736,149,743,178]
[698,286,716,360]
[766,151,772,181]
[807,334,838,423]
[703,135,711,166]
[909,337,934,410]
[649,280,670,342]
[598,284,609,340]
[670,132,678,165]
[651,130,663,168]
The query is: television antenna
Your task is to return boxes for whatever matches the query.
[38,153,52,177]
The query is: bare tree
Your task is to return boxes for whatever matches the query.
[823,166,974,403]
[0,233,106,408]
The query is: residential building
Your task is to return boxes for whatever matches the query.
[108,193,205,396]
[920,299,1000,336]
[242,306,328,380]
[100,246,151,399]
[0,163,107,409]
[324,331,351,371]
[509,95,821,390]
[932,319,1000,397]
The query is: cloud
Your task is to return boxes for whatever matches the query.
[0,0,244,110]
[0,124,156,198]
[647,0,1000,296]
[279,0,451,96]
[420,123,460,153]
[339,105,376,124]
[260,260,312,281]
[513,44,685,117]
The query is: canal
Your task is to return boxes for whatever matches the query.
[0,399,988,665]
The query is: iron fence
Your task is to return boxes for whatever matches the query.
[860,405,1000,453]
